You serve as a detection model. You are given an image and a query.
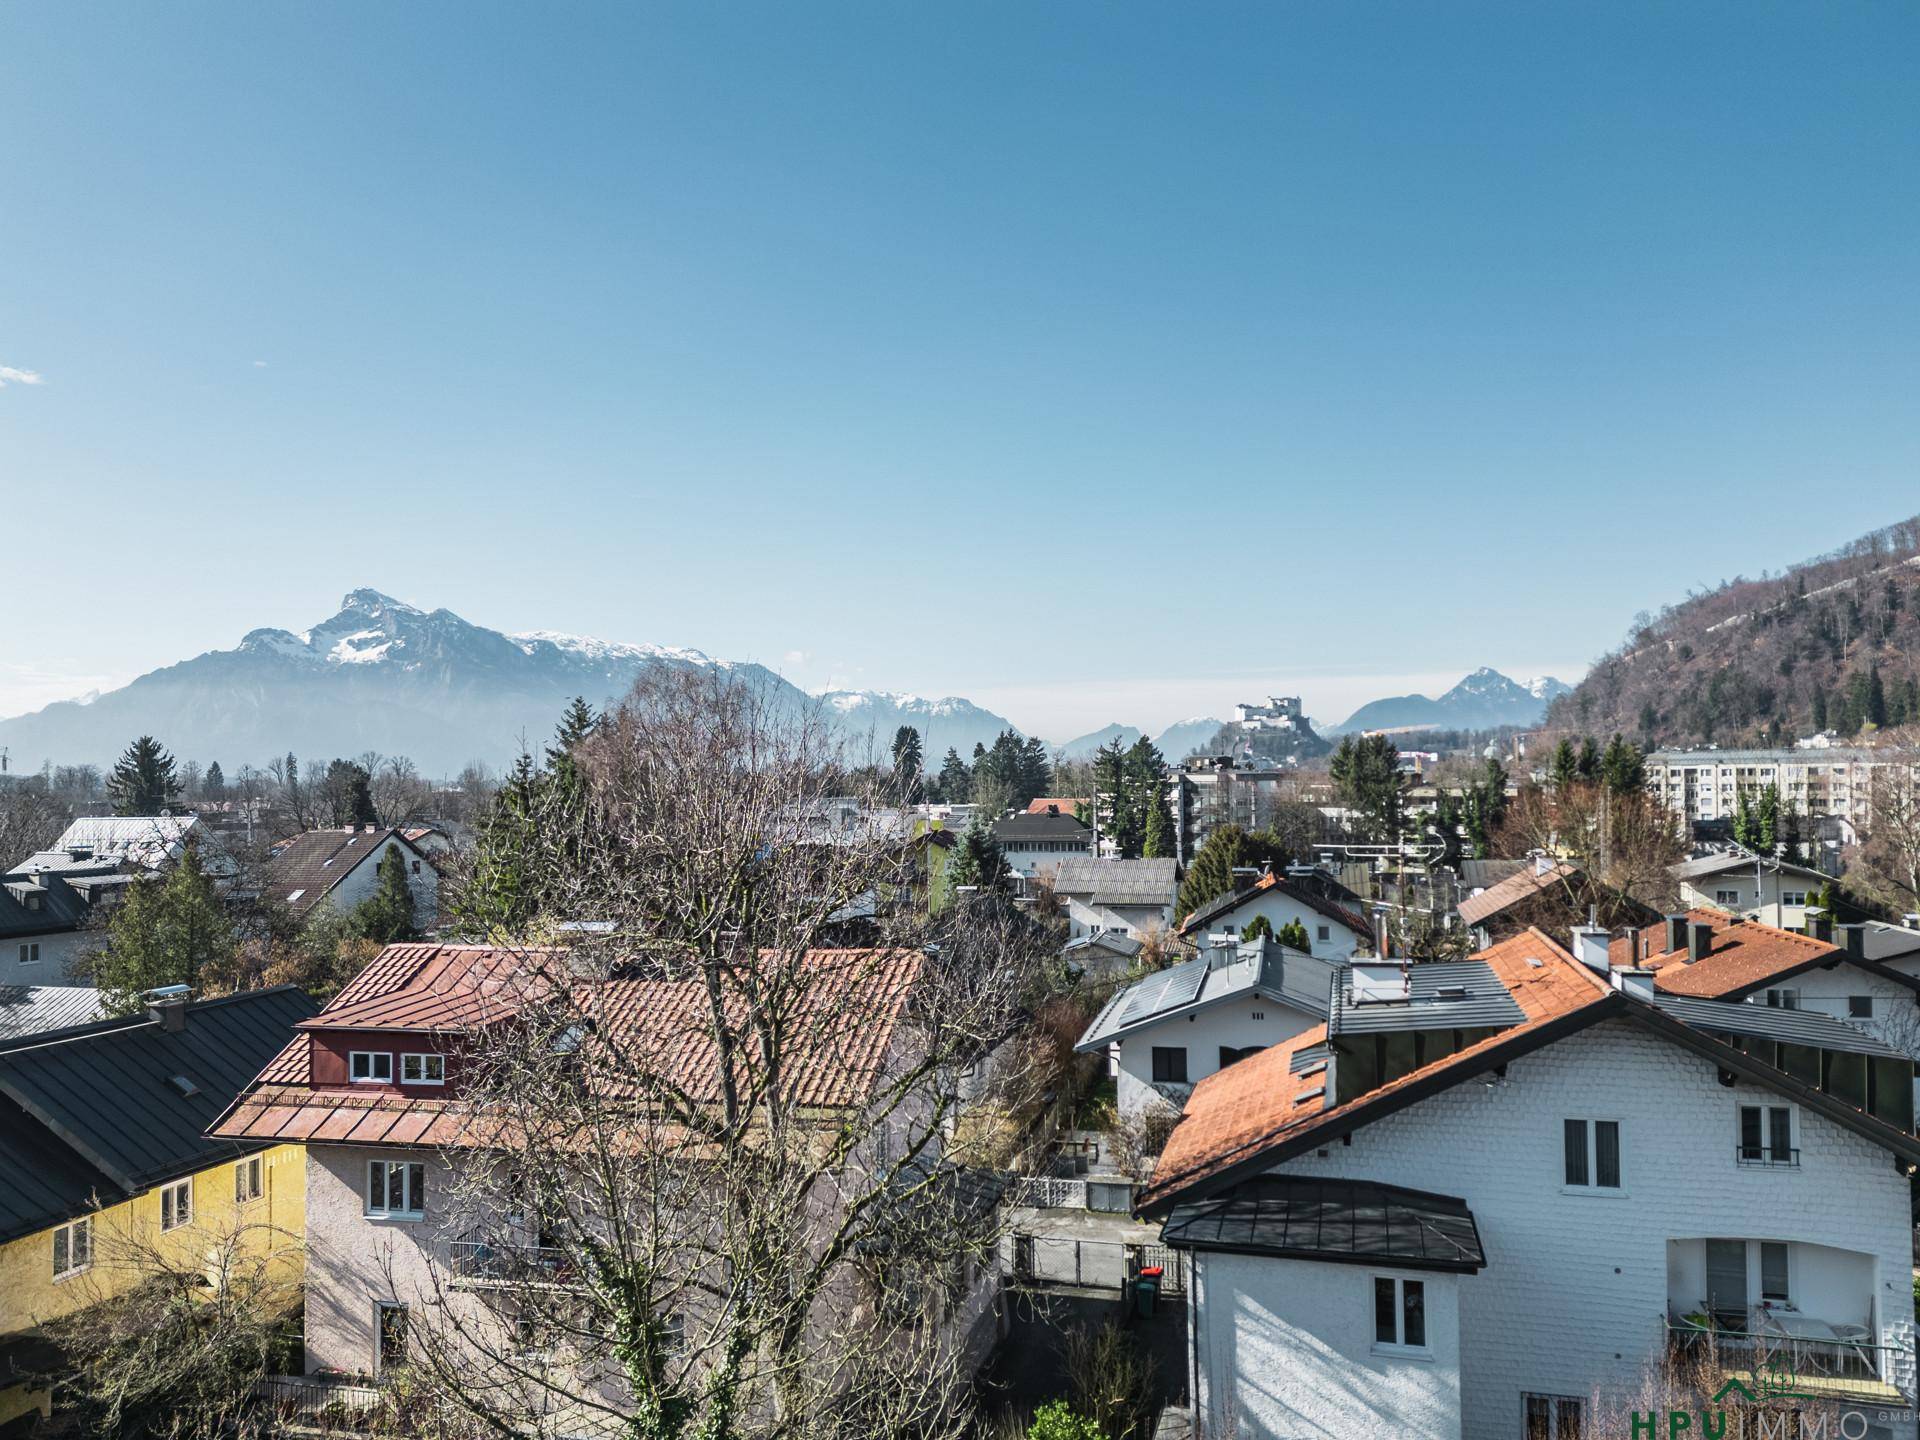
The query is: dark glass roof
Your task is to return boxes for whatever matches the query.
[1160,1176,1486,1273]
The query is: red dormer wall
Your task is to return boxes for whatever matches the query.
[308,1028,470,1094]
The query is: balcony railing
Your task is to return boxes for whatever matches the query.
[446,1239,580,1289]
[1734,1144,1801,1168]
[1665,1313,1912,1404]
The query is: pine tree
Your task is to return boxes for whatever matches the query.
[107,736,182,815]
[1599,735,1645,796]
[1329,734,1406,840]
[1091,739,1129,849]
[324,760,378,827]
[891,726,924,780]
[1241,915,1274,942]
[203,761,226,800]
[1018,736,1052,807]
[935,748,970,803]
[1574,737,1601,782]
[1867,665,1888,728]
[455,753,543,935]
[1276,919,1310,951]
[353,845,418,943]
[1143,787,1176,860]
[95,850,235,1014]
[1550,739,1579,790]
[1811,685,1828,732]
[948,816,1004,892]
[1174,824,1280,921]
[547,696,598,772]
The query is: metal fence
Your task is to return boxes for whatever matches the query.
[255,1375,385,1432]
[1009,1232,1186,1298]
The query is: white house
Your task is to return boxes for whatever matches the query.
[16,814,236,882]
[1673,852,1833,931]
[1176,869,1372,962]
[1141,929,1920,1440]
[988,810,1092,881]
[1050,857,1178,941]
[1076,938,1336,1120]
[267,827,440,930]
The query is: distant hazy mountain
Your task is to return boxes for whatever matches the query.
[1055,723,1144,762]
[0,589,1018,775]
[1153,717,1229,760]
[1334,668,1571,735]
[814,690,1024,765]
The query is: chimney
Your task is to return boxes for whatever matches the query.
[1842,924,1866,959]
[1665,915,1689,954]
[1810,913,1834,944]
[1904,913,1920,931]
[144,984,192,1032]
[1533,851,1553,877]
[1570,926,1612,976]
[1376,910,1392,959]
[1686,922,1713,964]
[1613,969,1658,1000]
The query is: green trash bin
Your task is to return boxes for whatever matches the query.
[1134,1266,1163,1317]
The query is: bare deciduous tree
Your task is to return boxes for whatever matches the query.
[397,670,1057,1440]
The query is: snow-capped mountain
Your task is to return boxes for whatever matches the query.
[0,590,797,775]
[811,690,1022,765]
[0,590,1028,776]
[1154,717,1228,761]
[1332,667,1571,735]
[1056,723,1144,762]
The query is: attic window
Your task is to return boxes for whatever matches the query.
[1525,957,1545,969]
[169,1074,200,1098]
[1436,986,1470,1001]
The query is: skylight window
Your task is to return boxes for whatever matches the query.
[169,1074,200,1098]
[287,889,305,903]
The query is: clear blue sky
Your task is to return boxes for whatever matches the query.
[2,2,1916,739]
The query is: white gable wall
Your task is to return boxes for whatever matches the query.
[1198,890,1364,961]
[1113,999,1319,1120]
[1189,1019,1915,1440]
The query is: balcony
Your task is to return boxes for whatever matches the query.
[446,1238,581,1290]
[1733,1144,1800,1169]
[1665,1311,1911,1406]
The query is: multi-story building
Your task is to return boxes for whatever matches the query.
[1644,748,1915,846]
[1140,928,1920,1440]
[0,987,312,1428]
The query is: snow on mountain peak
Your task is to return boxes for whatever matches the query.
[1525,675,1571,700]
[328,629,398,665]
[339,588,421,618]
[511,630,714,666]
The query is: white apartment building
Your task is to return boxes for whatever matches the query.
[1645,747,1916,845]
[1142,930,1920,1440]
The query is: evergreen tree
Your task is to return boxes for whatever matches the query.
[1329,734,1406,840]
[1018,736,1053,807]
[934,748,970,803]
[1142,786,1177,859]
[107,736,182,815]
[1867,665,1888,728]
[1812,685,1828,732]
[547,696,598,772]
[95,850,234,1014]
[1091,739,1129,848]
[203,761,226,800]
[353,845,418,943]
[948,815,1004,892]
[1241,915,1274,942]
[1574,737,1601,783]
[1599,734,1645,797]
[1276,918,1311,951]
[454,753,543,935]
[323,760,378,827]
[891,726,924,783]
[1550,738,1580,790]
[1176,825,1249,922]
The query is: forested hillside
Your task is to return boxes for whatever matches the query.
[1550,515,1920,747]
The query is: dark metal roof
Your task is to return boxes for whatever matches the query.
[1652,993,1908,1059]
[0,870,102,940]
[1328,959,1526,1036]
[0,986,106,1042]
[0,986,316,1243]
[1160,1176,1486,1273]
[989,813,1093,844]
[1076,942,1335,1051]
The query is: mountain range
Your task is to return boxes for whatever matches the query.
[0,590,1027,776]
[1332,668,1571,735]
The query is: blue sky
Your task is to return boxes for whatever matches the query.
[2,2,1916,739]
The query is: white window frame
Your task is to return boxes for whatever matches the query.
[400,1053,445,1086]
[52,1217,91,1280]
[1524,1392,1585,1439]
[1736,1101,1797,1168]
[1562,1117,1625,1195]
[236,1155,264,1203]
[367,1159,426,1220]
[1781,890,1808,908]
[159,1177,193,1232]
[350,1051,394,1084]
[1370,1274,1429,1355]
[18,942,39,965]
[1763,989,1800,1010]
[1715,889,1742,907]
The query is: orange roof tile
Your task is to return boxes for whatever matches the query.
[1140,929,1613,1211]
[1608,909,1844,999]
[1025,797,1088,816]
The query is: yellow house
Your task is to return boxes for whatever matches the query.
[0,986,315,1427]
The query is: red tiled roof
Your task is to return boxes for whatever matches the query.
[1456,861,1580,927]
[1025,798,1088,816]
[1607,910,1845,999]
[211,944,925,1148]
[1139,929,1611,1211]
[1177,869,1372,941]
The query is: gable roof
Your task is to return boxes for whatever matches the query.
[268,827,427,917]
[0,986,316,1243]
[1138,929,1920,1216]
[21,815,204,874]
[1673,852,1831,884]
[1456,860,1581,927]
[1177,869,1372,941]
[211,945,927,1150]
[1050,857,1179,909]
[1603,909,1907,1001]
[0,870,100,940]
[991,812,1092,844]
[1077,942,1336,1051]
